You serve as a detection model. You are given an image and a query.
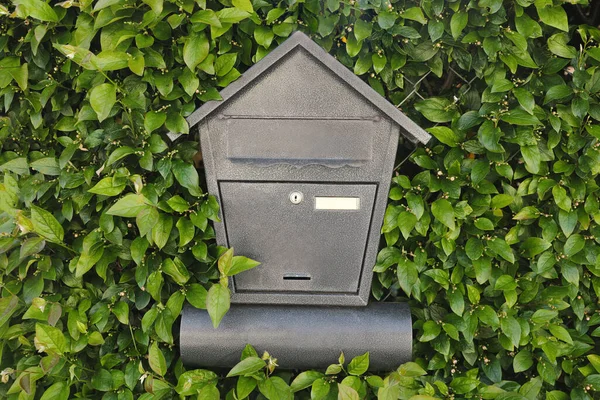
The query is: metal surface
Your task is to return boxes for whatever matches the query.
[186,32,430,145]
[187,31,431,305]
[221,182,376,296]
[179,303,412,371]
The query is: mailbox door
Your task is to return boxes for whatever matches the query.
[219,182,377,294]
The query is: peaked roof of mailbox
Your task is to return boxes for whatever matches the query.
[186,31,431,145]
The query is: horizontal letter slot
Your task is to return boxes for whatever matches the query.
[283,274,312,281]
[315,197,360,210]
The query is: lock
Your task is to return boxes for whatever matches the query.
[289,191,303,204]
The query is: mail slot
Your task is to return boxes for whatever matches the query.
[186,31,430,306]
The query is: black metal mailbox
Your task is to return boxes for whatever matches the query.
[185,31,430,306]
[181,32,430,371]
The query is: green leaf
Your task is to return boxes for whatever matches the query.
[514,88,535,114]
[549,324,572,344]
[227,356,265,377]
[547,33,577,58]
[183,31,209,70]
[431,199,455,230]
[144,111,167,133]
[354,54,372,75]
[377,11,397,29]
[91,368,113,391]
[173,160,202,196]
[136,207,159,237]
[488,238,515,263]
[237,376,258,398]
[215,54,237,77]
[402,7,427,24]
[338,384,359,400]
[478,305,500,328]
[427,126,460,147]
[167,195,189,212]
[514,206,540,220]
[198,385,220,400]
[520,237,552,258]
[588,355,600,373]
[397,211,417,240]
[39,382,70,400]
[206,284,230,328]
[191,10,222,27]
[311,378,331,399]
[513,350,534,372]
[75,231,104,277]
[552,185,571,211]
[90,83,116,122]
[466,238,484,260]
[31,206,64,243]
[501,108,540,126]
[347,352,369,376]
[107,194,151,217]
[232,0,253,13]
[106,146,135,167]
[13,0,59,22]
[544,85,573,104]
[30,158,60,176]
[112,301,129,325]
[186,284,208,309]
[258,376,292,400]
[191,241,208,262]
[130,237,148,266]
[266,8,285,24]
[354,19,372,42]
[450,377,479,395]
[162,257,190,285]
[151,213,173,249]
[531,309,558,324]
[450,12,468,39]
[254,26,274,48]
[420,320,441,342]
[290,371,324,392]
[0,157,29,175]
[227,256,260,276]
[491,194,513,209]
[176,217,194,247]
[35,323,67,355]
[398,362,427,376]
[166,112,189,135]
[217,7,250,23]
[372,54,387,74]
[88,177,126,196]
[217,247,234,275]
[19,237,45,260]
[564,234,585,257]
[501,316,521,348]
[415,98,459,122]
[149,342,167,376]
[536,3,568,32]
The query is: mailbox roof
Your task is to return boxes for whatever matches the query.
[186,31,430,144]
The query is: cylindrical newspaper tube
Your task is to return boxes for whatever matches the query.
[179,302,412,371]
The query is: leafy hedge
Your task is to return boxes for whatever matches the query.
[1,0,600,398]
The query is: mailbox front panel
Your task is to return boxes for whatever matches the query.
[219,182,377,296]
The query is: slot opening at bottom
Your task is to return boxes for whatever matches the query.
[283,274,312,281]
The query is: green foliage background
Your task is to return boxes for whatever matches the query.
[1,0,600,398]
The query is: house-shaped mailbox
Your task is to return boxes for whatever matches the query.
[180,32,430,370]
[186,31,430,307]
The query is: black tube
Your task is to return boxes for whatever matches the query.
[179,302,412,371]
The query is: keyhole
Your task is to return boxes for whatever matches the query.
[289,191,303,204]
